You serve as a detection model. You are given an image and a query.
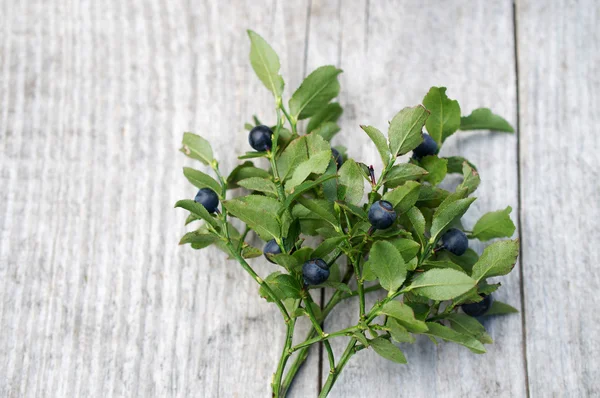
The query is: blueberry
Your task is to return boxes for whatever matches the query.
[302,259,330,285]
[263,239,281,263]
[368,200,397,230]
[248,125,273,152]
[441,228,469,256]
[412,133,438,159]
[331,148,343,169]
[461,294,493,317]
[194,188,219,213]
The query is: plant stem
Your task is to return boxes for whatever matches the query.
[290,325,358,352]
[272,299,300,398]
[304,293,336,373]
[318,338,357,398]
[279,103,297,135]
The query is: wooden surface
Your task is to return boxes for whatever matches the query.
[0,0,598,397]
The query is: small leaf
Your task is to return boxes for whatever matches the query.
[283,174,339,210]
[437,248,479,274]
[237,177,277,196]
[422,87,461,145]
[295,197,339,227]
[241,245,263,259]
[417,185,449,207]
[360,125,391,166]
[179,230,218,248]
[458,162,480,195]
[382,181,421,215]
[388,105,430,157]
[285,150,333,191]
[386,319,416,343]
[307,102,343,133]
[270,253,300,272]
[379,301,428,333]
[183,167,222,194]
[484,300,519,316]
[259,272,302,301]
[384,164,429,188]
[313,122,341,141]
[312,236,347,259]
[222,195,281,240]
[370,337,407,364]
[446,314,493,344]
[175,199,219,228]
[471,239,520,281]
[420,259,467,273]
[364,241,406,293]
[247,30,284,98]
[446,156,477,174]
[227,161,271,189]
[353,332,370,347]
[336,201,367,220]
[406,269,476,300]
[471,206,516,241]
[337,159,365,205]
[180,132,214,165]
[424,322,486,354]
[419,156,448,186]
[289,65,342,120]
[430,197,476,241]
[312,281,352,294]
[460,108,514,132]
[388,238,420,262]
[400,207,426,247]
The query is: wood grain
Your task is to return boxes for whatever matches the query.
[517,0,600,396]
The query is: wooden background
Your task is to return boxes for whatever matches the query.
[1,0,598,396]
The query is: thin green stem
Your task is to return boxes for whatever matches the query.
[318,338,357,398]
[304,293,335,372]
[272,299,300,398]
[290,325,358,352]
[279,103,297,135]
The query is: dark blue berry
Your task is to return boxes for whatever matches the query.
[461,294,493,317]
[248,125,273,152]
[263,239,281,263]
[368,200,397,230]
[441,228,469,256]
[302,259,330,285]
[194,188,219,213]
[331,148,343,169]
[412,133,438,159]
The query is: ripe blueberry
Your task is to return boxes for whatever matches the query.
[412,133,438,159]
[248,125,273,152]
[302,259,330,285]
[441,228,469,256]
[368,200,397,230]
[194,188,219,213]
[263,239,281,263]
[461,294,493,317]
[331,148,343,169]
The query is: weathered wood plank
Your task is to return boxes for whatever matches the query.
[0,1,317,397]
[311,1,527,396]
[516,1,600,396]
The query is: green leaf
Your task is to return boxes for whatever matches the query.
[406,269,476,300]
[388,105,430,156]
[337,201,367,220]
[295,197,339,227]
[430,197,476,241]
[484,300,519,316]
[388,238,420,262]
[382,181,421,215]
[400,207,426,247]
[460,108,514,132]
[422,87,461,145]
[183,167,222,194]
[458,162,480,195]
[180,132,214,165]
[437,248,479,274]
[238,151,268,159]
[241,245,263,259]
[417,185,449,207]
[237,177,277,196]
[283,174,338,210]
[289,65,342,120]
[277,133,330,180]
[313,122,341,142]
[312,236,346,259]
[360,125,391,166]
[420,259,467,273]
[384,164,429,188]
[307,102,343,133]
[471,239,520,281]
[446,156,477,174]
[247,30,284,98]
[227,161,271,189]
[370,337,407,364]
[174,199,219,228]
[337,159,365,205]
[386,319,416,343]
[379,301,428,333]
[259,272,302,301]
[312,280,352,294]
[420,156,448,186]
[446,313,493,344]
[222,195,281,240]
[285,150,332,190]
[353,332,370,347]
[471,206,516,241]
[179,230,218,248]
[364,241,406,293]
[424,322,486,354]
